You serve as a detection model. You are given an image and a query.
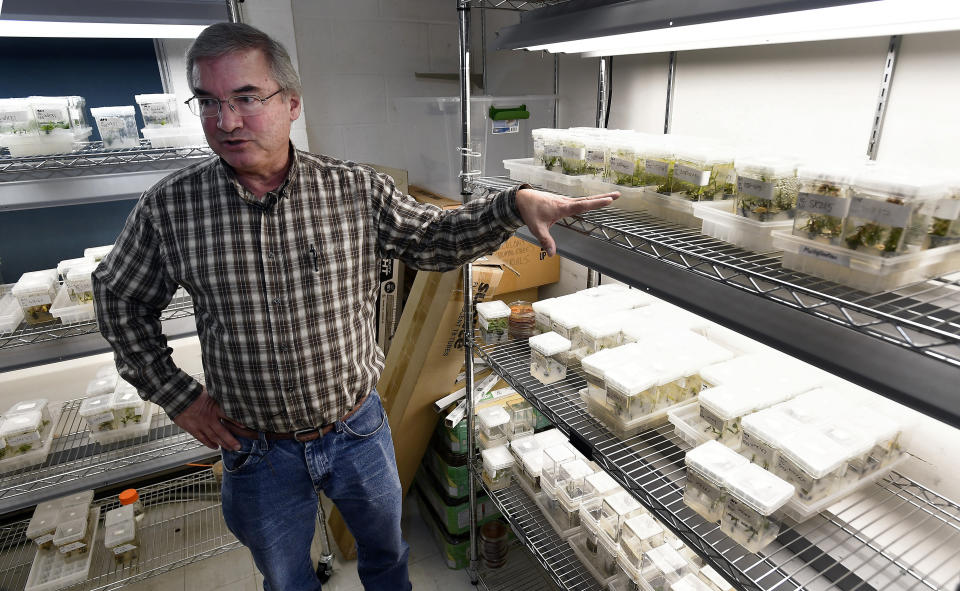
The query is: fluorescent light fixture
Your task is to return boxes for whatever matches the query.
[520,0,960,56]
[0,20,207,38]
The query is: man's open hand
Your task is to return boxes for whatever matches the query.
[515,187,619,256]
[173,387,241,451]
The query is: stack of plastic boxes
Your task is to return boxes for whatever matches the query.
[0,398,55,473]
[476,405,511,449]
[78,378,154,445]
[11,270,59,326]
[24,491,100,590]
[528,332,572,385]
[104,505,140,566]
[553,459,595,532]
[536,445,576,530]
[720,463,794,552]
[476,300,511,346]
[683,441,749,523]
[481,445,514,491]
[0,97,90,156]
[509,434,542,497]
[595,491,644,583]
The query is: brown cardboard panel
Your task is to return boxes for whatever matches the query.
[409,185,461,210]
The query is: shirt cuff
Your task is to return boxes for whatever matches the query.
[150,372,204,420]
[494,183,529,231]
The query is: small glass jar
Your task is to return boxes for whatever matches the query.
[119,489,145,522]
[480,520,509,569]
[720,464,793,553]
[619,513,665,570]
[528,331,572,385]
[683,441,748,523]
[476,300,511,346]
[734,156,799,221]
[508,301,536,341]
[793,165,852,245]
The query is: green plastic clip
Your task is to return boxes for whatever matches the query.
[488,104,529,120]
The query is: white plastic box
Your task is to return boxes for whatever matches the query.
[503,157,543,186]
[683,441,749,523]
[734,156,799,222]
[476,300,511,346]
[643,189,734,229]
[27,503,60,549]
[477,405,511,449]
[773,230,960,293]
[694,202,794,252]
[481,445,514,491]
[85,374,118,397]
[90,106,140,150]
[557,458,595,508]
[506,398,535,440]
[11,270,59,326]
[78,394,117,433]
[515,449,543,497]
[0,292,25,334]
[772,427,849,502]
[141,125,206,148]
[639,544,694,591]
[619,513,666,572]
[134,94,180,128]
[25,507,100,591]
[599,490,644,544]
[740,408,803,470]
[49,285,96,324]
[719,464,794,553]
[104,513,140,566]
[84,245,114,261]
[791,164,853,246]
[528,331,572,385]
[392,95,556,198]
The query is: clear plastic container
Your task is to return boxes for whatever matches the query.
[541,445,576,490]
[580,497,606,546]
[0,293,25,335]
[135,93,180,128]
[697,385,766,445]
[773,427,854,501]
[113,389,147,427]
[575,314,624,357]
[720,463,794,553]
[560,132,589,176]
[699,353,825,392]
[25,507,100,591]
[639,544,693,591]
[140,125,206,148]
[599,490,644,544]
[59,490,94,510]
[698,565,735,591]
[619,513,665,570]
[596,529,621,579]
[734,156,799,221]
[79,393,117,432]
[583,471,621,503]
[672,573,715,591]
[640,144,677,194]
[673,146,736,202]
[506,398,535,440]
[667,403,713,449]
[0,98,39,136]
[557,458,595,505]
[28,97,72,135]
[509,433,540,463]
[818,419,875,484]
[608,136,645,187]
[740,408,803,470]
[476,300,511,345]
[50,284,96,324]
[550,305,584,345]
[925,183,960,248]
[86,374,119,397]
[531,298,560,335]
[65,260,98,304]
[91,106,140,149]
[581,346,632,405]
[503,157,543,185]
[7,399,52,432]
[477,405,511,449]
[792,164,853,245]
[53,516,91,558]
[846,407,902,474]
[583,133,609,178]
[569,531,618,586]
[481,445,515,491]
[67,96,89,132]
[119,489,145,521]
[104,504,136,527]
[683,441,750,523]
[534,128,563,171]
[11,269,59,326]
[517,449,543,494]
[0,411,44,456]
[104,515,140,566]
[694,203,795,252]
[603,366,659,422]
[528,331,572,385]
[534,428,568,449]
[57,257,93,282]
[27,503,61,549]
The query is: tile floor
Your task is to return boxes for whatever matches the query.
[121,494,476,591]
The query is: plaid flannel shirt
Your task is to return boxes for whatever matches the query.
[93,147,524,431]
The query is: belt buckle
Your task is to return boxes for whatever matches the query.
[294,427,320,442]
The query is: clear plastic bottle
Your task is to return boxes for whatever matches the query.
[119,489,145,522]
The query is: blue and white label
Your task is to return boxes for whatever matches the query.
[492,119,519,134]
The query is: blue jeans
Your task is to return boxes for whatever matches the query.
[220,391,411,591]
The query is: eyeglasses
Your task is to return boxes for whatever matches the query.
[185,89,283,118]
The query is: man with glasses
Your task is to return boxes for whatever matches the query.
[93,22,616,591]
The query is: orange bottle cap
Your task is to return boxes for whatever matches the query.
[119,489,139,505]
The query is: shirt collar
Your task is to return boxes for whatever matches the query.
[218,143,300,209]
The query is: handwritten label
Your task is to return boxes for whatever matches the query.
[674,164,711,187]
[34,534,55,545]
[848,197,911,227]
[543,143,561,158]
[17,293,52,308]
[96,117,126,131]
[34,107,69,124]
[59,541,86,554]
[140,103,169,117]
[933,199,960,220]
[87,411,115,426]
[562,146,586,160]
[610,155,635,175]
[799,245,850,267]
[586,149,605,165]
[0,111,30,123]
[113,543,138,555]
[644,159,670,178]
[8,431,41,446]
[737,176,775,199]
[796,192,850,217]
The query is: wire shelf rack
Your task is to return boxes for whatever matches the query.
[0,381,214,515]
[0,470,238,591]
[0,287,195,350]
[477,539,562,591]
[478,477,602,591]
[0,143,213,182]
[464,0,572,10]
[475,338,960,591]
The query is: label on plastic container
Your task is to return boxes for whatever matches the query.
[645,159,670,178]
[933,199,960,220]
[34,107,69,124]
[674,164,711,187]
[17,293,52,308]
[492,119,519,134]
[796,192,849,217]
[113,543,138,555]
[847,197,911,227]
[775,454,815,492]
[610,155,636,175]
[562,146,586,160]
[798,245,850,267]
[544,143,562,158]
[7,431,41,446]
[59,541,87,554]
[737,176,775,199]
[34,534,55,545]
[141,103,170,117]
[87,411,115,426]
[67,276,94,293]
[96,117,126,131]
[0,111,29,123]
[586,149,605,165]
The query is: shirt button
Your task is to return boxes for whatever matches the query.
[273,297,282,305]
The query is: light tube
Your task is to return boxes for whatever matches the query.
[0,20,207,39]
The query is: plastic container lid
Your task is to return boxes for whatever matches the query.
[700,565,734,591]
[775,393,833,425]
[533,428,568,448]
[86,374,119,397]
[27,504,60,539]
[543,445,575,470]
[852,168,946,202]
[684,441,749,485]
[581,346,631,378]
[558,458,594,483]
[528,331,572,356]
[520,450,543,476]
[701,354,824,394]
[579,314,622,339]
[845,407,901,446]
[482,445,515,472]
[818,419,875,459]
[53,517,88,546]
[113,389,145,411]
[59,490,94,508]
[676,144,735,167]
[724,463,794,516]
[7,399,48,416]
[625,513,663,541]
[777,427,853,478]
[66,260,98,282]
[79,393,114,417]
[531,298,560,317]
[647,544,690,577]
[550,307,583,331]
[477,405,511,430]
[797,163,853,186]
[11,269,58,296]
[585,471,620,498]
[741,408,803,446]
[105,504,136,527]
[698,385,765,421]
[476,300,512,320]
[510,434,540,457]
[604,490,642,518]
[135,93,175,103]
[90,105,135,117]
[604,365,658,396]
[0,410,42,437]
[119,489,140,506]
[57,257,93,278]
[84,244,114,260]
[735,155,797,178]
[672,573,714,591]
[57,505,86,524]
[104,519,136,548]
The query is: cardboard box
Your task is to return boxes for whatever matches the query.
[413,484,470,570]
[368,164,410,356]
[415,465,500,535]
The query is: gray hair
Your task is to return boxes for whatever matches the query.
[186,22,302,98]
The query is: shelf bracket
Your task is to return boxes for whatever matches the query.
[867,35,901,160]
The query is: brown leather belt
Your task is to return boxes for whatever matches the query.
[222,392,370,443]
